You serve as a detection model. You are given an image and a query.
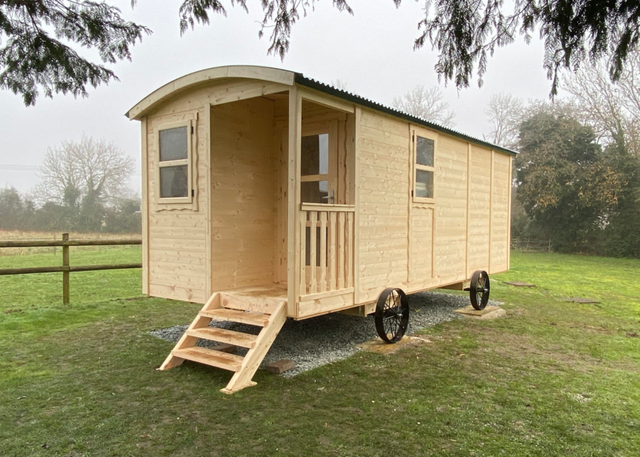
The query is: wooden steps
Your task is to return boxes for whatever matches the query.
[172,347,243,372]
[185,327,257,349]
[200,308,269,327]
[158,291,288,394]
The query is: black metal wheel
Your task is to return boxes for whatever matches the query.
[375,288,409,343]
[470,270,490,310]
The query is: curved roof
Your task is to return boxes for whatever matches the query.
[126,65,295,120]
[127,65,517,156]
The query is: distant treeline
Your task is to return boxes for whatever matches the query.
[1,136,141,235]
[0,187,141,234]
[509,105,640,259]
[484,53,640,259]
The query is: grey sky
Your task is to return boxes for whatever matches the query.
[0,0,554,196]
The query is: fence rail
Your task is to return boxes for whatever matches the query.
[511,237,553,252]
[0,233,142,304]
[0,239,141,248]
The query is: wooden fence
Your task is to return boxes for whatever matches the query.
[0,233,142,304]
[511,237,553,252]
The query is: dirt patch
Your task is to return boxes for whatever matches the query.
[463,325,640,374]
[504,281,536,288]
[358,336,432,354]
[564,297,600,304]
[3,308,23,314]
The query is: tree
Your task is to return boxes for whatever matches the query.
[563,50,640,158]
[4,1,640,104]
[178,0,640,95]
[392,85,455,127]
[411,0,640,95]
[0,186,25,229]
[516,109,606,252]
[514,105,640,255]
[484,93,524,151]
[330,79,349,91]
[598,143,640,257]
[34,136,134,230]
[103,197,141,233]
[0,0,150,106]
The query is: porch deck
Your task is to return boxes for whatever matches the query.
[218,284,288,299]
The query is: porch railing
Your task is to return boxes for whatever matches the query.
[299,204,355,296]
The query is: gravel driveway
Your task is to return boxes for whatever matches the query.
[149,291,502,377]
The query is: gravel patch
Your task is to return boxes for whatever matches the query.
[149,291,503,377]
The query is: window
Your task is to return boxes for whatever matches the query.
[157,121,193,203]
[413,132,435,202]
[301,132,333,204]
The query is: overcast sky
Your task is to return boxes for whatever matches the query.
[0,0,557,196]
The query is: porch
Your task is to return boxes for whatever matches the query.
[208,89,357,319]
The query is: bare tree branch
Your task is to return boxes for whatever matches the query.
[484,92,524,150]
[392,85,456,127]
[34,135,134,207]
[563,50,640,157]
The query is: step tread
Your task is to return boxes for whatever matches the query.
[186,327,258,349]
[220,292,286,315]
[200,308,269,327]
[172,347,244,372]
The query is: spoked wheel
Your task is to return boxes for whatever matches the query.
[375,288,409,343]
[470,270,490,310]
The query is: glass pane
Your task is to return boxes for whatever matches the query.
[415,169,434,199]
[301,134,329,175]
[160,165,189,198]
[301,180,329,203]
[416,136,434,167]
[159,127,188,162]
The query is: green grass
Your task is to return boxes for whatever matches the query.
[0,246,143,312]
[1,251,639,456]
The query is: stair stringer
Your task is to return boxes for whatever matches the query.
[220,300,287,394]
[158,292,222,371]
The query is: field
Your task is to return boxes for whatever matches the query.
[1,250,639,456]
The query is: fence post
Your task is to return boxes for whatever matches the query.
[62,233,70,304]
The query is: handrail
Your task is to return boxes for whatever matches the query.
[300,203,355,213]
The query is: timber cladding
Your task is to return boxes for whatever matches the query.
[209,98,276,291]
[146,107,209,304]
[356,108,511,304]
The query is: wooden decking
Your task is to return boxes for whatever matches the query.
[219,284,288,299]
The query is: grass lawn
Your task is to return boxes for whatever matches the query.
[1,251,639,456]
[0,246,143,312]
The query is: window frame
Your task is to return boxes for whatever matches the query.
[412,128,437,204]
[300,121,338,205]
[156,119,193,205]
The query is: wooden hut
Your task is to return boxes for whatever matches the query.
[126,65,515,393]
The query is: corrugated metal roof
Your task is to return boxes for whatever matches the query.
[294,73,518,156]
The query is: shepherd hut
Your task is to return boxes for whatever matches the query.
[126,65,515,393]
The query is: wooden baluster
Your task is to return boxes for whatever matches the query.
[346,212,353,289]
[328,212,337,291]
[309,211,317,294]
[338,212,345,290]
[300,215,306,295]
[319,212,327,293]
